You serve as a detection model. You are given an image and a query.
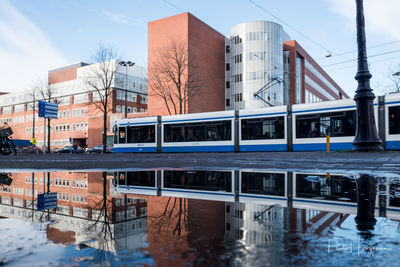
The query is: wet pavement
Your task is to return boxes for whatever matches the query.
[1,151,400,172]
[0,168,399,266]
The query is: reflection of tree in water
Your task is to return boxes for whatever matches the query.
[149,197,190,236]
[83,172,116,261]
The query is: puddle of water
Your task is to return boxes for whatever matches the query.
[0,169,399,266]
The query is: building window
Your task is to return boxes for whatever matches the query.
[226,99,230,107]
[73,93,89,104]
[226,63,230,71]
[296,54,303,104]
[233,35,242,44]
[235,93,243,102]
[116,90,125,100]
[226,205,230,213]
[2,106,12,114]
[116,105,121,113]
[234,54,242,64]
[14,104,24,113]
[226,45,230,53]
[234,74,242,83]
[58,96,70,106]
[127,92,136,102]
[226,81,230,89]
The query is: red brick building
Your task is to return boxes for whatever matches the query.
[284,40,348,104]
[148,12,226,116]
[0,61,148,149]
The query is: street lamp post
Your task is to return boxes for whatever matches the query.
[118,61,135,118]
[352,0,383,151]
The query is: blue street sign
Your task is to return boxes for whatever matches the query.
[38,100,58,119]
[37,192,57,211]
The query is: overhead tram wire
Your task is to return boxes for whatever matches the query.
[325,55,400,72]
[322,49,400,68]
[316,40,400,61]
[247,0,334,56]
[162,0,185,13]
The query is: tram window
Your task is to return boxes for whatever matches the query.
[241,172,285,196]
[164,120,232,142]
[119,127,126,143]
[389,106,400,135]
[126,125,155,143]
[296,110,356,138]
[241,116,284,140]
[126,171,156,187]
[163,171,232,192]
[296,174,357,202]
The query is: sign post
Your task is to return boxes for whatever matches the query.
[38,101,58,153]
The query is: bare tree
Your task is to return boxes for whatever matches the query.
[31,77,59,153]
[85,172,115,255]
[149,39,202,115]
[376,65,400,95]
[86,44,119,153]
[385,65,400,93]
[149,197,189,236]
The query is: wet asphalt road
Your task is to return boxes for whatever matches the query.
[1,151,400,172]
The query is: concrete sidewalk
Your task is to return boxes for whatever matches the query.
[1,151,400,172]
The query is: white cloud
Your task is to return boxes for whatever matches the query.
[102,10,145,25]
[329,0,400,40]
[102,10,131,24]
[0,0,68,93]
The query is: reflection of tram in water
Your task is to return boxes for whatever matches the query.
[113,169,400,220]
[113,93,400,152]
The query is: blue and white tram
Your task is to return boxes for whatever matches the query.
[238,106,287,151]
[161,110,235,152]
[292,99,358,151]
[385,93,400,150]
[113,116,158,152]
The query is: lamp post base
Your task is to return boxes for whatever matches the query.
[352,143,383,152]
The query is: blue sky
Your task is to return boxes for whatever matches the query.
[1,0,399,97]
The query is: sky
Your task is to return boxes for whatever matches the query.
[1,0,400,98]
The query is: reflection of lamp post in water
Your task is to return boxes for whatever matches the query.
[118,61,135,118]
[355,174,377,231]
[352,0,382,151]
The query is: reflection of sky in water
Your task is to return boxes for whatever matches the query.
[0,170,399,266]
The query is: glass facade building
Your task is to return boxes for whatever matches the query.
[226,21,291,110]
[225,21,348,110]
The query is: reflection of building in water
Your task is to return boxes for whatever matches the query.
[224,202,284,246]
[146,196,226,266]
[0,172,148,252]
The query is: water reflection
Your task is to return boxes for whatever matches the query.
[0,169,399,266]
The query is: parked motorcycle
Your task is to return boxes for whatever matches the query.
[0,123,16,155]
